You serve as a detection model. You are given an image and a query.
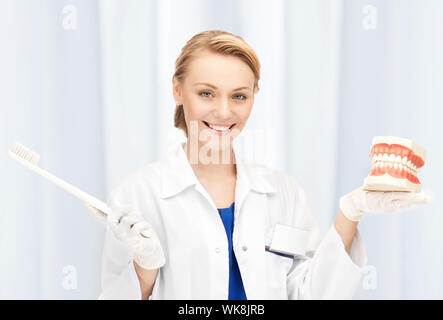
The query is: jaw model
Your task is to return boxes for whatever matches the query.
[363,136,426,192]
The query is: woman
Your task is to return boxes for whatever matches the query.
[86,30,430,300]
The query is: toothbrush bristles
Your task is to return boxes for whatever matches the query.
[10,142,40,165]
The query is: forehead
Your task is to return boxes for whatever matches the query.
[185,50,254,88]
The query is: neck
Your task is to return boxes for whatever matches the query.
[183,141,237,179]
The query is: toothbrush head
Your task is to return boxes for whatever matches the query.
[8,142,40,165]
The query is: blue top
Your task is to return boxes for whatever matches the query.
[217,202,247,300]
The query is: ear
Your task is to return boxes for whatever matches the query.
[172,76,183,105]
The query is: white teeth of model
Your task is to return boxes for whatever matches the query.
[208,124,229,131]
[364,136,426,192]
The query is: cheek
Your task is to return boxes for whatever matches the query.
[183,103,207,133]
[237,103,254,122]
[185,96,209,120]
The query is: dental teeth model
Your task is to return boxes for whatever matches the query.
[363,136,426,192]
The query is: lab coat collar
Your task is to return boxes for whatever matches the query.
[160,141,277,200]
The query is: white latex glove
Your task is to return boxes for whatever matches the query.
[84,203,166,270]
[339,187,432,222]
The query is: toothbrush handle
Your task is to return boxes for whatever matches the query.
[9,151,110,216]
[84,203,150,239]
[9,151,149,238]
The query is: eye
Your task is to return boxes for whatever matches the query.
[200,91,212,98]
[233,94,246,100]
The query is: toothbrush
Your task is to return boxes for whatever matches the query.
[8,142,150,238]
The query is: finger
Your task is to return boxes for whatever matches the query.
[107,210,123,225]
[393,197,431,209]
[119,215,143,230]
[388,191,431,202]
[133,223,154,239]
[131,221,150,234]
[107,204,133,224]
[106,215,123,228]
[140,231,151,239]
[418,192,432,203]
[386,191,415,201]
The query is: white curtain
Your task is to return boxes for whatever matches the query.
[1,0,442,299]
[339,0,443,299]
[1,0,104,298]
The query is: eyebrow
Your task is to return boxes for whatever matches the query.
[193,82,251,91]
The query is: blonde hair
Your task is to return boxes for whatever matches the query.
[173,30,261,137]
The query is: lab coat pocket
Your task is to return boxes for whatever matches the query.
[264,224,311,295]
[264,250,292,298]
[268,223,311,257]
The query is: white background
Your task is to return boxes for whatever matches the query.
[1,0,442,299]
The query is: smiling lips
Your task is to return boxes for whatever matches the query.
[363,136,426,192]
[203,121,236,136]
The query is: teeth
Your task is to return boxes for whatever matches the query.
[372,153,418,167]
[371,152,421,178]
[207,123,230,131]
[370,152,421,179]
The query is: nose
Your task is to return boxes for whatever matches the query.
[214,97,233,120]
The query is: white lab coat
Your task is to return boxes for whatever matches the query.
[98,141,367,300]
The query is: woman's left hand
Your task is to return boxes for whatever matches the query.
[339,187,432,222]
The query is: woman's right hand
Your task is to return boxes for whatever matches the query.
[84,203,166,270]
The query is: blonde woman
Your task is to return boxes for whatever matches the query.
[86,30,430,300]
